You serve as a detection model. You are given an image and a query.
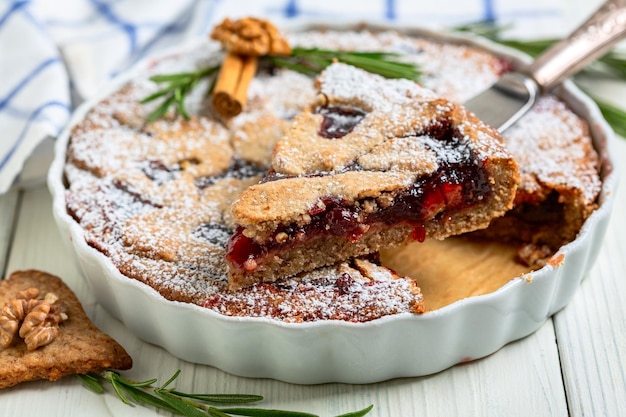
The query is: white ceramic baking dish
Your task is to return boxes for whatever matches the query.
[48,22,617,384]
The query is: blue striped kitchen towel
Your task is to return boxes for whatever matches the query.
[0,0,570,193]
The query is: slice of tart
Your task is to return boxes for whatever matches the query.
[226,63,519,289]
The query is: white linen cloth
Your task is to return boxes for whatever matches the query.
[0,0,574,193]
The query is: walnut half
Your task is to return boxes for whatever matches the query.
[210,17,291,56]
[0,288,67,351]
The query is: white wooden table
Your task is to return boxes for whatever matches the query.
[1,0,625,412]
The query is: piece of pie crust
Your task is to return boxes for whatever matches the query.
[227,63,519,289]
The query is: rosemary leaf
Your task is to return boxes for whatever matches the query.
[147,94,177,123]
[495,38,553,57]
[150,72,200,82]
[452,21,626,79]
[160,369,183,389]
[76,374,105,394]
[115,375,159,388]
[336,51,398,59]
[335,405,375,417]
[209,407,234,417]
[110,374,132,405]
[288,47,421,81]
[496,39,626,79]
[217,408,318,417]
[103,370,195,414]
[172,392,264,404]
[176,87,190,120]
[293,50,335,66]
[589,95,626,138]
[267,57,321,75]
[452,21,512,40]
[121,384,181,414]
[589,51,626,78]
[140,87,175,104]
[155,389,210,417]
[199,65,222,78]
[174,87,183,103]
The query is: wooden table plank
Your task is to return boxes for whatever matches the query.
[4,185,91,301]
[0,188,19,277]
[1,184,570,416]
[554,138,626,417]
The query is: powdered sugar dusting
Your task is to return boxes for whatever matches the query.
[319,62,436,112]
[203,262,423,322]
[504,96,601,204]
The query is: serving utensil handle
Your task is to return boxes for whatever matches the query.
[528,0,626,92]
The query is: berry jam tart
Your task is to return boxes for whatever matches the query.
[60,27,602,321]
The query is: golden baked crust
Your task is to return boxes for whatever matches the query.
[228,63,519,288]
[0,270,132,389]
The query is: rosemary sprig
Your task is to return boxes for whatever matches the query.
[269,48,421,81]
[141,48,421,121]
[453,21,513,41]
[141,65,221,122]
[77,370,374,417]
[582,93,626,138]
[453,21,626,137]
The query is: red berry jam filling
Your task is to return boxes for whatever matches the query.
[106,158,267,210]
[334,273,357,295]
[226,228,265,270]
[140,160,182,185]
[317,106,366,139]
[260,165,357,184]
[192,223,233,247]
[226,131,491,271]
[112,178,164,208]
[195,159,267,189]
[105,159,186,208]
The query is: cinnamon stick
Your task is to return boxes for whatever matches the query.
[212,52,258,119]
[210,17,291,118]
